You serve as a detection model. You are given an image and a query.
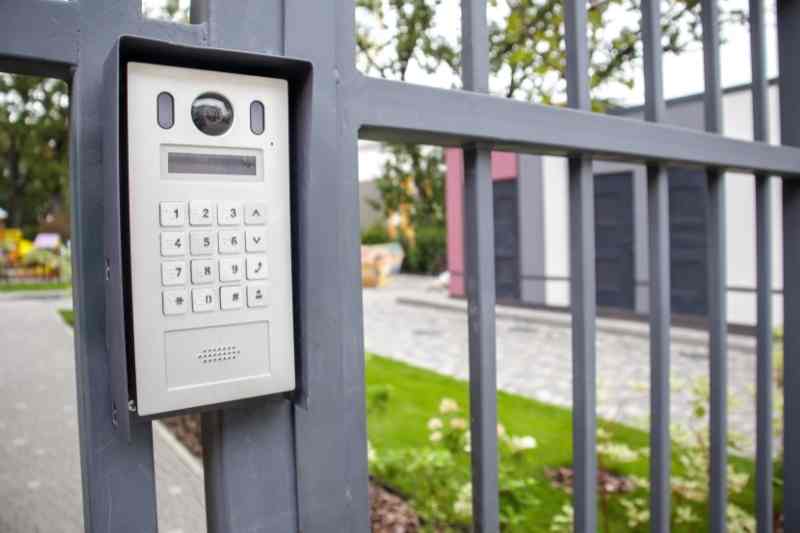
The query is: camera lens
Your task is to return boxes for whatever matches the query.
[191,92,234,136]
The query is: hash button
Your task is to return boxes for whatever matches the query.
[220,286,244,310]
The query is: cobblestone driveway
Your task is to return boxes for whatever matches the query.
[362,275,763,454]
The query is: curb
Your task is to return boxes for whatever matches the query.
[397,294,757,353]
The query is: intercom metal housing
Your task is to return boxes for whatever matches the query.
[104,36,311,432]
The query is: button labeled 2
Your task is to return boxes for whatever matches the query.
[189,201,214,226]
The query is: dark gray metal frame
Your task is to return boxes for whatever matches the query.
[0,0,796,531]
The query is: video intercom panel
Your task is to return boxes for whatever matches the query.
[122,62,295,416]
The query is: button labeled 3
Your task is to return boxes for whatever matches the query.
[220,286,244,310]
[160,202,185,227]
[162,289,188,315]
[161,261,187,286]
[189,201,214,226]
[218,202,243,226]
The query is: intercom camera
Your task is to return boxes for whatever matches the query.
[105,37,311,428]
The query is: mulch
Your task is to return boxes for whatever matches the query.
[161,414,420,533]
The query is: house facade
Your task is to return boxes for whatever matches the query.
[446,81,784,327]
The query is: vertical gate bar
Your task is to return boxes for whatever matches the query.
[748,0,773,531]
[188,3,300,532]
[641,2,671,529]
[777,4,800,529]
[565,0,597,529]
[286,0,371,531]
[701,1,727,531]
[461,2,500,531]
[72,2,164,531]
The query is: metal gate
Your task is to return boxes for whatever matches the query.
[1,0,799,532]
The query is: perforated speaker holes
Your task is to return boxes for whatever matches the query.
[197,345,241,363]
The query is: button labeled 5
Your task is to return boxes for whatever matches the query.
[218,230,243,254]
[191,260,216,284]
[245,229,267,252]
[218,202,243,226]
[246,255,269,280]
[190,231,215,255]
[161,261,187,286]
[160,232,186,256]
[160,202,185,227]
[189,201,214,226]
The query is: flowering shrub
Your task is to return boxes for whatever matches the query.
[369,397,539,531]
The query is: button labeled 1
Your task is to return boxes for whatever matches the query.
[218,202,243,226]
[160,202,185,227]
[162,289,188,315]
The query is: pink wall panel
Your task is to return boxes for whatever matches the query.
[445,149,517,297]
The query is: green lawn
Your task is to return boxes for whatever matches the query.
[366,353,776,532]
[58,309,74,327]
[0,281,70,293]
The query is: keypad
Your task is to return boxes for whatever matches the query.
[159,201,270,315]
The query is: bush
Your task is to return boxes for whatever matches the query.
[402,224,446,275]
[362,223,393,245]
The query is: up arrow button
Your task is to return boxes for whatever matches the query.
[245,202,267,225]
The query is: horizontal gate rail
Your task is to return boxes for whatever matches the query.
[352,76,800,177]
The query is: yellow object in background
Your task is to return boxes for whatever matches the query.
[17,239,33,258]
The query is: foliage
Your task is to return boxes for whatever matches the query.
[0,75,70,236]
[361,223,393,245]
[401,224,447,274]
[365,353,772,532]
[369,396,539,531]
[0,281,70,293]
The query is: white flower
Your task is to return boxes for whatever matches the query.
[453,483,473,518]
[509,435,538,452]
[429,431,443,443]
[427,417,443,431]
[439,397,459,414]
[450,417,467,430]
[496,423,507,438]
[367,441,377,464]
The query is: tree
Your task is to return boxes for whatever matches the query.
[0,74,70,236]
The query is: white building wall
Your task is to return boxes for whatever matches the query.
[539,83,783,326]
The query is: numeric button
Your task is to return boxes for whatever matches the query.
[189,201,214,226]
[159,202,185,227]
[190,231,215,256]
[219,257,244,282]
[192,288,217,312]
[162,289,188,315]
[160,232,186,256]
[161,261,187,286]
[191,260,216,285]
[246,255,269,280]
[218,202,243,226]
[218,230,243,254]
[245,203,267,225]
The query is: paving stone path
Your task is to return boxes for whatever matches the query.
[362,275,764,455]
[0,293,206,533]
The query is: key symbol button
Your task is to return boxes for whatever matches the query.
[245,203,267,225]
[247,283,270,308]
[246,255,269,280]
[245,229,267,252]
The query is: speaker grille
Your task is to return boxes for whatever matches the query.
[196,345,241,364]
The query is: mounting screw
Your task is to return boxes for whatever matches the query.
[128,400,137,413]
[111,401,118,427]
[105,258,111,281]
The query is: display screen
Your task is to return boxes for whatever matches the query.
[167,152,258,176]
